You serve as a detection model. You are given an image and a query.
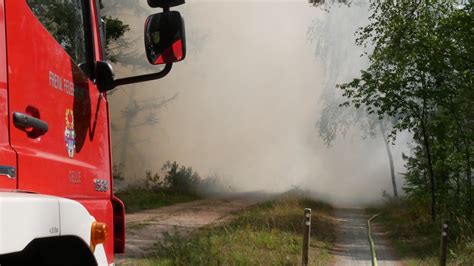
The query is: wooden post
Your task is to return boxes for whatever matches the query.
[302,208,311,266]
[439,220,449,266]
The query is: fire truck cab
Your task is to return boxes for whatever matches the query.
[0,0,185,265]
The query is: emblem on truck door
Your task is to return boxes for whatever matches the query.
[64,109,76,158]
[94,178,109,192]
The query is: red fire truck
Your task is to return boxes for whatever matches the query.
[0,0,185,265]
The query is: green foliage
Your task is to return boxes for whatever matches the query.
[27,0,88,64]
[99,1,130,62]
[27,1,131,63]
[102,16,130,47]
[117,161,206,195]
[310,0,351,10]
[371,198,473,265]
[114,161,206,212]
[311,5,400,197]
[342,3,473,261]
[144,170,163,191]
[112,163,124,182]
[161,161,203,195]
[339,1,473,223]
[101,16,130,62]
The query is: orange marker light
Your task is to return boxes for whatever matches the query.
[90,221,109,252]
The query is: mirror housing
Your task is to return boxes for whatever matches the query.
[144,11,186,65]
[95,61,116,92]
[147,0,185,8]
[100,5,187,90]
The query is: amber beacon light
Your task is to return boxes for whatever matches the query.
[90,221,109,252]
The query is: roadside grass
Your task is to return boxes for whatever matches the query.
[114,161,215,213]
[368,198,474,265]
[120,194,336,265]
[115,189,200,213]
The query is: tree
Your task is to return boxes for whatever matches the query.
[99,0,131,62]
[112,91,177,177]
[339,1,473,221]
[310,2,400,197]
[102,16,130,62]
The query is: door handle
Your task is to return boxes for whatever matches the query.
[13,112,49,135]
[0,165,16,179]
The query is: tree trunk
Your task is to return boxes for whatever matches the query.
[456,172,460,209]
[379,121,398,198]
[421,118,436,221]
[119,90,137,177]
[463,139,472,218]
[448,107,472,218]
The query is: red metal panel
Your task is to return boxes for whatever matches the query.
[0,0,18,190]
[80,198,115,259]
[5,0,113,261]
[87,1,115,262]
[90,0,104,61]
[89,1,118,261]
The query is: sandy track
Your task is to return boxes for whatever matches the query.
[332,208,401,266]
[117,197,401,265]
[117,194,267,260]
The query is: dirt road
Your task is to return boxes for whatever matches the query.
[117,196,400,265]
[332,208,400,266]
[117,194,266,260]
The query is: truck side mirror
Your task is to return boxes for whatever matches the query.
[144,11,186,65]
[147,0,185,8]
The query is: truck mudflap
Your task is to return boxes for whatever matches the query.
[111,196,125,254]
[0,192,108,265]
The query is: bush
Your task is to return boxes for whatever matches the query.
[161,161,202,195]
[114,161,206,196]
[374,197,474,264]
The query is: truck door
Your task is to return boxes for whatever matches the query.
[5,1,112,200]
[6,0,115,259]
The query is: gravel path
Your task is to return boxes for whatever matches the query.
[333,208,401,266]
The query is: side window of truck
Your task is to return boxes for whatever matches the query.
[26,0,91,75]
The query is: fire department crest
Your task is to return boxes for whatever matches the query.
[64,109,76,158]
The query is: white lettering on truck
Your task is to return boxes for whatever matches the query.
[48,71,85,98]
[49,71,63,91]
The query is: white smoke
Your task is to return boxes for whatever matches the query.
[104,0,409,206]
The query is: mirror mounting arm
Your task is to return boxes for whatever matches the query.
[114,63,173,87]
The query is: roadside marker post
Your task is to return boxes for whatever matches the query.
[439,220,449,266]
[302,208,311,266]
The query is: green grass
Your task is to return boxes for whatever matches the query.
[368,199,474,265]
[120,195,336,265]
[115,189,200,213]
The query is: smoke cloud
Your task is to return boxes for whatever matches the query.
[104,0,409,206]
